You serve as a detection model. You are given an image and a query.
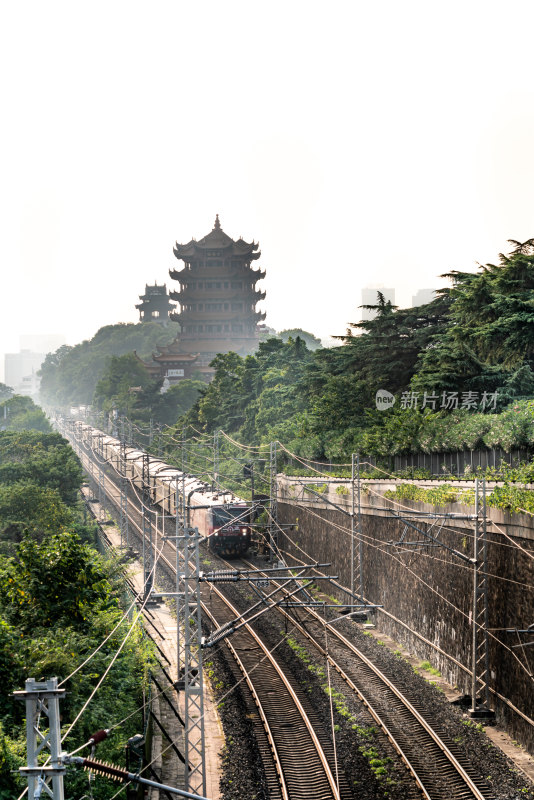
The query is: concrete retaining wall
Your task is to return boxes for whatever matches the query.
[277,476,534,752]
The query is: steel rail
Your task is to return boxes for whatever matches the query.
[73,436,342,800]
[201,585,341,799]
[240,558,490,800]
[200,601,289,800]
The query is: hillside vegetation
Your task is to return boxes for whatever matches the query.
[173,241,534,460]
[0,410,152,799]
[43,242,534,461]
[39,320,180,406]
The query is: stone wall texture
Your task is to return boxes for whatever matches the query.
[276,477,534,752]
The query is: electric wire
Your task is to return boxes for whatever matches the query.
[76,422,534,725]
[60,540,165,746]
[105,622,302,800]
[270,500,534,690]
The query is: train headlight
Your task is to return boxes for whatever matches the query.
[241,527,248,536]
[214,529,219,537]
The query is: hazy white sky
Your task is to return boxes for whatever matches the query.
[2,1,534,377]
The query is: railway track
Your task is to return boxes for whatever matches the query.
[55,420,534,800]
[236,556,494,800]
[201,585,350,800]
[71,434,350,799]
[67,427,498,799]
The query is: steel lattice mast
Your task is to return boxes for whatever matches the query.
[15,678,66,800]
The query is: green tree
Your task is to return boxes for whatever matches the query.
[414,242,534,396]
[0,483,74,550]
[0,396,51,433]
[336,291,451,394]
[278,329,322,350]
[152,379,205,425]
[0,384,13,401]
[39,321,180,406]
[0,430,84,505]
[0,530,116,629]
[94,352,157,417]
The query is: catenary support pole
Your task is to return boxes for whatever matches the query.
[15,678,66,800]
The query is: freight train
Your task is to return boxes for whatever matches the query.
[70,422,252,557]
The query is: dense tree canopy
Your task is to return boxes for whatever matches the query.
[0,430,83,504]
[0,407,152,799]
[413,242,534,399]
[165,243,534,460]
[93,352,205,426]
[0,396,52,433]
[278,328,323,350]
[39,321,180,406]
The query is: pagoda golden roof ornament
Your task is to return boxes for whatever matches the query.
[214,214,221,230]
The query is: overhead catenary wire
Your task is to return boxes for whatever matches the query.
[117,412,534,708]
[111,417,534,589]
[272,498,534,689]
[60,540,166,745]
[105,621,303,800]
[82,421,534,704]
[81,421,534,599]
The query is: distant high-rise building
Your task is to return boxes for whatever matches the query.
[4,335,66,396]
[135,283,176,325]
[360,286,395,321]
[412,288,436,307]
[4,350,45,396]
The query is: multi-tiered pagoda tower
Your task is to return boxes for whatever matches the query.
[135,283,176,325]
[169,216,266,375]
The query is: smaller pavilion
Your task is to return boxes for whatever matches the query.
[135,338,200,385]
[136,283,176,325]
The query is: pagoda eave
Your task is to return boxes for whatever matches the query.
[170,266,189,280]
[174,242,260,259]
[152,354,199,363]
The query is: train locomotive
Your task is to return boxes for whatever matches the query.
[72,422,252,557]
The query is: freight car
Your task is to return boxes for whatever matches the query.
[73,422,252,557]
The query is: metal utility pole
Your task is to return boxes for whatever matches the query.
[142,454,153,597]
[269,440,278,561]
[471,478,491,715]
[213,430,220,490]
[179,527,206,796]
[92,432,105,520]
[350,453,363,602]
[15,677,65,800]
[119,437,129,549]
[156,480,207,797]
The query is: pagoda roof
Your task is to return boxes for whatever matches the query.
[135,298,176,310]
[152,352,199,363]
[133,351,160,374]
[173,215,260,260]
[154,337,194,355]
